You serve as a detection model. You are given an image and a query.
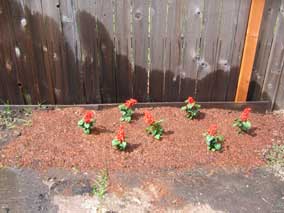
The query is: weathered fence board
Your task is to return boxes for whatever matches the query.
[180,0,203,100]
[0,0,252,105]
[0,0,24,104]
[196,0,221,101]
[226,0,251,101]
[149,0,167,102]
[132,0,149,101]
[115,0,133,102]
[250,0,284,109]
[164,0,181,102]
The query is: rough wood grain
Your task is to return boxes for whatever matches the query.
[132,0,149,101]
[180,0,203,101]
[0,0,24,104]
[235,0,265,102]
[115,0,133,102]
[196,0,221,101]
[0,0,256,105]
[149,0,168,101]
[227,0,251,101]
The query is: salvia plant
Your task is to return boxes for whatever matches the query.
[78,111,95,134]
[144,111,164,140]
[118,98,138,122]
[204,124,224,151]
[181,96,201,119]
[112,126,127,151]
[233,108,252,134]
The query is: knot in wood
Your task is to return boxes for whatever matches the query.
[134,10,143,21]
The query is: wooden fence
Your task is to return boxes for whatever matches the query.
[249,0,284,110]
[0,0,252,104]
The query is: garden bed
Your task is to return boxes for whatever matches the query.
[0,106,283,172]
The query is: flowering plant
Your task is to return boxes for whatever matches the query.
[181,97,201,119]
[203,124,224,151]
[78,111,95,134]
[112,126,127,151]
[144,111,164,140]
[118,98,138,122]
[233,108,252,133]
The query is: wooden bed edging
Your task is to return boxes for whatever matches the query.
[0,101,271,113]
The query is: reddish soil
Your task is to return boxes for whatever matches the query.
[0,107,283,172]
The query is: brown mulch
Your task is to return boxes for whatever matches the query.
[0,107,283,172]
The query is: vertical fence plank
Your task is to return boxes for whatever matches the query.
[77,0,103,103]
[210,0,238,101]
[0,0,24,104]
[23,0,54,104]
[261,0,284,107]
[235,0,265,102]
[227,0,251,101]
[7,0,42,104]
[180,0,203,100]
[115,0,133,102]
[0,49,8,102]
[41,0,68,104]
[163,0,181,101]
[149,0,167,101]
[133,0,149,101]
[95,0,116,103]
[196,0,221,101]
[249,0,281,100]
[59,0,83,104]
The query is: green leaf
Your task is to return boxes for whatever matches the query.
[195,104,201,109]
[188,103,194,109]
[206,135,214,142]
[84,123,91,128]
[78,119,84,127]
[112,139,120,147]
[243,121,251,130]
[154,134,161,140]
[216,135,224,142]
[214,143,222,151]
[181,106,187,111]
[84,129,91,134]
[118,104,126,110]
[120,142,127,150]
[125,116,131,122]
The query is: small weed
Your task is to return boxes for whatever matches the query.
[0,102,32,129]
[266,144,284,166]
[92,169,108,198]
[0,101,15,129]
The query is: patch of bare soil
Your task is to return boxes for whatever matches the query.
[0,107,283,172]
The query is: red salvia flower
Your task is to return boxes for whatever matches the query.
[84,111,94,123]
[116,126,125,142]
[240,107,251,121]
[187,96,195,104]
[208,124,218,136]
[144,111,155,125]
[125,98,138,108]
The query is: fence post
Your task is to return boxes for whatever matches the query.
[235,0,265,102]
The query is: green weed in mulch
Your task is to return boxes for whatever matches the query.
[92,169,108,198]
[266,144,284,167]
[0,104,32,129]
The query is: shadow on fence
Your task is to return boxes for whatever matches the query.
[0,0,258,105]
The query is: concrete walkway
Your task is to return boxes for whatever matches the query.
[0,167,284,213]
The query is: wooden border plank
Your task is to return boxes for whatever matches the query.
[235,0,265,102]
[0,101,271,113]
